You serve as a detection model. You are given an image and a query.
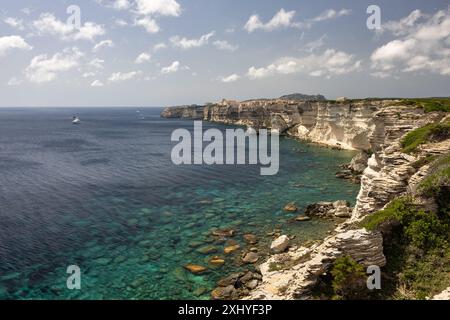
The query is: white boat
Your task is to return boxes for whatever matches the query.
[72,116,81,124]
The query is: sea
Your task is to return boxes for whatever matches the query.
[0,107,360,299]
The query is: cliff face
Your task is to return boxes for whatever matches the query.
[160,105,205,119]
[161,99,449,300]
[162,99,388,150]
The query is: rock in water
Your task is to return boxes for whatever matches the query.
[211,285,236,300]
[212,229,235,237]
[304,202,334,217]
[243,234,258,244]
[242,252,259,264]
[209,257,225,266]
[283,202,298,212]
[295,215,311,222]
[224,244,240,254]
[184,264,207,274]
[270,235,289,253]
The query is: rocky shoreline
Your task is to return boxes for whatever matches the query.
[161,98,450,299]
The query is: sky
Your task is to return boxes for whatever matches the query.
[0,0,449,107]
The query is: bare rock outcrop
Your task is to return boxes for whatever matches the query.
[246,229,385,300]
[432,287,450,300]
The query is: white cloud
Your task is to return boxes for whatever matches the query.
[100,0,131,10]
[135,17,160,33]
[245,9,297,32]
[74,23,106,41]
[7,77,22,86]
[92,39,114,52]
[83,72,96,78]
[108,70,141,82]
[3,17,24,30]
[161,61,180,74]
[247,49,361,79]
[33,13,105,41]
[0,35,32,56]
[220,74,240,83]
[22,8,32,16]
[312,9,351,22]
[115,19,128,26]
[378,9,424,36]
[301,34,327,52]
[88,58,105,69]
[153,42,167,51]
[24,47,83,83]
[170,32,214,49]
[213,40,238,52]
[135,52,151,64]
[135,0,181,17]
[370,7,450,77]
[91,79,105,87]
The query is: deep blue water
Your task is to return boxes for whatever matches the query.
[0,107,359,299]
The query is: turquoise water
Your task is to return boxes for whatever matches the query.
[0,108,359,299]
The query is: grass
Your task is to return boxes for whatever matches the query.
[401,122,450,153]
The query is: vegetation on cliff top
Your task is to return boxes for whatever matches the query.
[395,98,450,113]
[359,152,450,299]
[401,122,450,153]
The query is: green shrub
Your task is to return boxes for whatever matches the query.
[331,256,367,299]
[401,123,450,153]
[361,197,448,250]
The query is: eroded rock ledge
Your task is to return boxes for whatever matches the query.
[161,98,389,150]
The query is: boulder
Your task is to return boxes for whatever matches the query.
[349,152,370,173]
[209,256,225,266]
[270,235,289,253]
[245,280,259,290]
[196,245,218,255]
[212,229,235,237]
[242,252,259,264]
[304,202,334,217]
[283,202,298,212]
[184,264,207,274]
[211,285,236,300]
[217,272,244,287]
[243,234,258,244]
[224,244,240,254]
[332,200,352,218]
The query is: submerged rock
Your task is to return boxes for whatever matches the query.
[209,256,225,266]
[224,244,240,254]
[243,234,258,244]
[304,202,334,218]
[217,272,244,287]
[283,202,298,212]
[295,215,311,222]
[184,264,207,274]
[242,252,259,264]
[211,285,236,300]
[196,245,218,255]
[212,229,235,237]
[270,235,289,253]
